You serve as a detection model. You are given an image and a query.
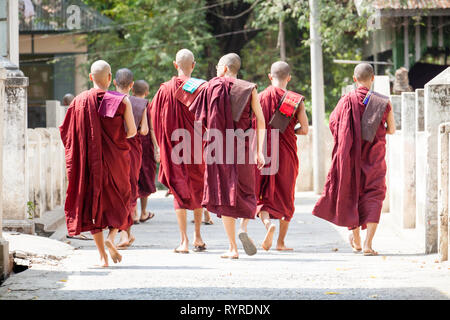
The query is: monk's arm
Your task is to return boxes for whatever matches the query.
[251,88,266,170]
[139,108,149,136]
[386,102,396,135]
[148,111,160,162]
[123,97,137,138]
[295,101,309,135]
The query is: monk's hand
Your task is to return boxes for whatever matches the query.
[155,148,160,163]
[256,151,265,170]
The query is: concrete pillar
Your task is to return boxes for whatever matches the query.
[74,54,88,95]
[426,16,432,48]
[1,57,32,234]
[341,84,354,96]
[48,128,64,206]
[35,128,54,211]
[401,92,416,228]
[424,67,450,254]
[7,0,19,66]
[404,17,409,69]
[390,95,402,130]
[373,76,391,213]
[437,122,450,262]
[45,100,66,128]
[0,65,9,281]
[309,0,326,194]
[26,129,45,217]
[415,89,426,231]
[415,22,421,62]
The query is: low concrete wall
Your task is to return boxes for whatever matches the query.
[296,126,333,192]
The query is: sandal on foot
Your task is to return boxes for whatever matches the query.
[348,234,362,253]
[238,232,257,256]
[174,248,189,254]
[363,249,378,256]
[193,244,207,252]
[203,220,214,225]
[140,212,155,223]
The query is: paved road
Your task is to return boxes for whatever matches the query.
[0,192,449,300]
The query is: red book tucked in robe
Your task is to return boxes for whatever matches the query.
[138,104,157,198]
[312,86,391,230]
[255,86,303,221]
[189,77,257,219]
[150,76,205,210]
[60,88,133,236]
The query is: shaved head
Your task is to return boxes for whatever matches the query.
[62,93,74,106]
[354,63,374,82]
[90,60,111,86]
[218,53,241,75]
[115,68,134,89]
[133,80,149,96]
[270,61,290,80]
[175,48,195,71]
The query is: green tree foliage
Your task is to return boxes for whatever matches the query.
[83,0,372,117]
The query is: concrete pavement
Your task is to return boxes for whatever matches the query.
[0,191,449,300]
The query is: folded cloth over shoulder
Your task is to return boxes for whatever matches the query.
[229,78,257,122]
[175,78,208,108]
[98,91,126,118]
[361,91,389,143]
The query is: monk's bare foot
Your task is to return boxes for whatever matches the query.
[262,224,276,251]
[220,250,239,259]
[117,233,129,249]
[174,241,189,254]
[105,239,122,263]
[349,233,362,253]
[128,234,135,247]
[96,253,109,268]
[363,248,378,256]
[276,242,293,251]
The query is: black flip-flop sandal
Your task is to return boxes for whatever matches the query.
[140,212,155,223]
[193,244,207,252]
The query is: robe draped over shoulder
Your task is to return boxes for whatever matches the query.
[255,86,301,221]
[189,77,257,219]
[138,103,157,198]
[150,76,205,210]
[312,86,391,229]
[60,89,133,235]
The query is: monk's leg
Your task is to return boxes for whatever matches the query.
[239,218,249,233]
[276,219,293,251]
[221,216,239,259]
[140,196,148,219]
[363,223,378,255]
[203,209,213,224]
[175,209,189,252]
[349,227,362,252]
[105,228,122,263]
[92,231,109,267]
[193,208,206,248]
[259,211,276,251]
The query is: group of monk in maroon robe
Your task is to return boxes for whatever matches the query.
[60,50,394,266]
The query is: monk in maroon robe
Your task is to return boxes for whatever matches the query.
[190,53,266,259]
[112,69,149,249]
[133,80,159,222]
[60,60,137,267]
[254,61,309,251]
[150,49,206,253]
[312,63,396,256]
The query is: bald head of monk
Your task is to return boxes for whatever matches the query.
[173,49,195,76]
[62,93,75,106]
[114,68,134,94]
[132,80,149,98]
[268,61,291,89]
[353,63,375,88]
[89,60,112,90]
[217,53,241,77]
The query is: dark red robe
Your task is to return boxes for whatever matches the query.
[189,77,257,219]
[138,104,157,198]
[255,86,301,222]
[150,76,205,210]
[60,88,133,236]
[312,86,391,229]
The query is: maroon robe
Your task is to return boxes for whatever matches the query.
[150,76,205,210]
[189,77,257,219]
[255,86,301,221]
[60,88,133,236]
[312,86,391,229]
[138,104,157,198]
